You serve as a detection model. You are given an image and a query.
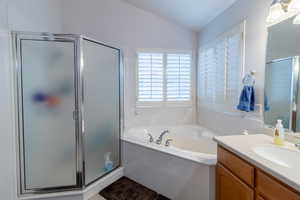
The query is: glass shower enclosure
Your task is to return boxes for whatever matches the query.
[13,32,122,194]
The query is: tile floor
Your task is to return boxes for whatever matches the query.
[99,177,170,200]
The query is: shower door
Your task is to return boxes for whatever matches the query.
[81,39,121,185]
[15,35,81,193]
[15,32,122,195]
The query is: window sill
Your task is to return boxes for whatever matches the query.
[198,104,263,122]
[136,102,194,109]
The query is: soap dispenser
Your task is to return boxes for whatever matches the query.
[104,152,113,172]
[274,120,285,146]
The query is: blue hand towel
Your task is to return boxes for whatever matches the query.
[264,94,270,112]
[237,86,255,112]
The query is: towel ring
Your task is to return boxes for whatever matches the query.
[250,70,256,76]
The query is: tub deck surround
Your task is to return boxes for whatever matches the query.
[122,125,217,200]
[213,134,300,193]
[123,125,217,165]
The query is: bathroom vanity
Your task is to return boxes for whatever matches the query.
[214,134,300,200]
[222,5,300,200]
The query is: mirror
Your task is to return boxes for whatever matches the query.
[265,16,300,131]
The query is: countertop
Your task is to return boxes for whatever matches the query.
[213,134,300,192]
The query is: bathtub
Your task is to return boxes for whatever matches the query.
[122,125,217,165]
[122,125,217,200]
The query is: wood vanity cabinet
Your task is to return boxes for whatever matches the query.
[216,164,254,200]
[216,146,300,200]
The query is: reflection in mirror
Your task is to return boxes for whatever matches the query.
[265,58,294,129]
[265,16,300,131]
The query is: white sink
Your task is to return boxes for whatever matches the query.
[252,146,300,169]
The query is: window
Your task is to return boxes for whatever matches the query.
[198,23,245,113]
[137,51,192,107]
[166,54,191,101]
[137,53,164,102]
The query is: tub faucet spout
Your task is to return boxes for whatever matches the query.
[156,130,169,145]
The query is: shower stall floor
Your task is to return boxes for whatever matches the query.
[99,177,170,200]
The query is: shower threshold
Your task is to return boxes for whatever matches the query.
[18,167,123,200]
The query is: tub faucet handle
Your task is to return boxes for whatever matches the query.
[148,133,154,143]
[165,139,173,147]
[156,130,169,145]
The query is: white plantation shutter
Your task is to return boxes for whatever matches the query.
[215,40,226,104]
[137,51,192,106]
[198,23,244,112]
[226,32,243,105]
[137,53,164,102]
[166,54,191,101]
[198,48,215,104]
[198,41,226,106]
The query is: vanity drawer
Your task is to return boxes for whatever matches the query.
[218,146,254,187]
[256,170,300,200]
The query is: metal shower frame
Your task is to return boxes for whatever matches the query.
[12,31,124,196]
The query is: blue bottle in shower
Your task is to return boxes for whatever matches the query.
[104,152,113,172]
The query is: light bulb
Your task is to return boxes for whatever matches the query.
[293,14,300,24]
[289,0,300,11]
[267,2,285,23]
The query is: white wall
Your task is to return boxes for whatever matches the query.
[197,0,272,134]
[0,1,14,200]
[61,0,198,129]
[7,0,63,32]
[0,1,63,199]
[267,17,300,62]
[0,30,16,200]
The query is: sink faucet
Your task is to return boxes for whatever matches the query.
[156,130,169,145]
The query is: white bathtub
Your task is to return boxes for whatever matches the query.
[122,125,217,200]
[123,126,217,165]
[122,125,217,165]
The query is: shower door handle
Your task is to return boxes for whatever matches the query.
[73,110,79,120]
[81,78,85,103]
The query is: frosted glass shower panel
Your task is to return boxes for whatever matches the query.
[82,39,120,184]
[20,40,77,189]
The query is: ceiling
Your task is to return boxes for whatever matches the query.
[122,0,238,31]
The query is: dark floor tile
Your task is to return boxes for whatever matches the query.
[100,177,158,200]
[155,194,171,200]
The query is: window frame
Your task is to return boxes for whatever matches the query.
[135,48,195,108]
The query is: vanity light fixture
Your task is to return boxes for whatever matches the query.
[293,13,300,24]
[289,0,300,11]
[267,0,300,25]
[267,0,286,23]
[290,0,300,24]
